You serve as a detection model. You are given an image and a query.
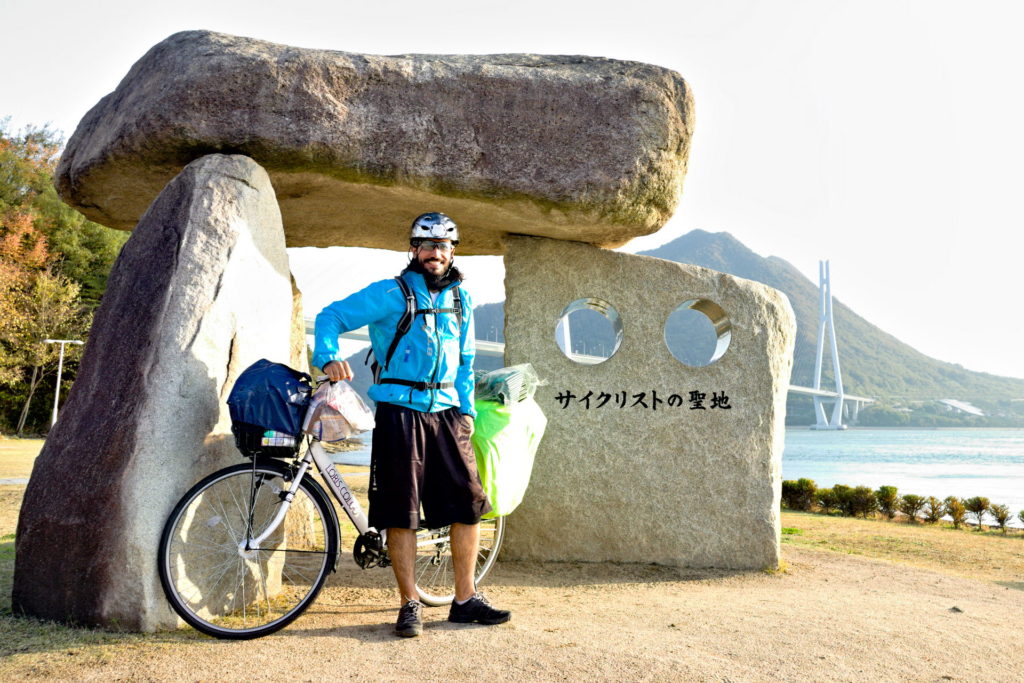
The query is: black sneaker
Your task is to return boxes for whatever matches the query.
[395,600,423,637]
[448,592,511,625]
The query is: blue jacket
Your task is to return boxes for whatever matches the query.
[312,271,476,418]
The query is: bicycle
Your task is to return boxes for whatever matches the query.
[157,383,505,640]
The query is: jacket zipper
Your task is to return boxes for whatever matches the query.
[426,282,458,412]
[426,287,444,412]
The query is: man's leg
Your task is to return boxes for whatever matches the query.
[387,527,419,604]
[447,518,510,624]
[388,526,423,638]
[450,522,480,602]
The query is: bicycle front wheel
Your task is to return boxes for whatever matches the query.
[415,515,505,606]
[158,461,338,639]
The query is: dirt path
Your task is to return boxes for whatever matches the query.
[3,545,1022,682]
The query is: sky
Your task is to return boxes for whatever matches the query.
[3,0,1023,380]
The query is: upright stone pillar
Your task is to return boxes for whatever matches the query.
[14,154,296,630]
[502,236,796,569]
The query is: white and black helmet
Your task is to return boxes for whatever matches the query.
[410,212,459,245]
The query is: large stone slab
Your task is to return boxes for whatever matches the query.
[13,154,296,630]
[501,236,795,569]
[55,30,694,254]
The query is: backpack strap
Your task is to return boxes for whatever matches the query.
[452,285,463,329]
[382,276,416,371]
[378,378,455,391]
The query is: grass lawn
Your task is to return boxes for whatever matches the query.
[0,437,44,479]
[781,510,1024,589]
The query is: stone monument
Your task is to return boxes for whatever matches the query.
[14,30,794,631]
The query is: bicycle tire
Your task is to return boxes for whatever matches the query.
[415,515,505,606]
[158,461,338,639]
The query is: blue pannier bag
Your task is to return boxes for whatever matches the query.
[227,359,312,438]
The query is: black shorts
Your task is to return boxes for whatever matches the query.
[368,403,491,530]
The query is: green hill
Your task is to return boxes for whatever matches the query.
[639,230,1024,402]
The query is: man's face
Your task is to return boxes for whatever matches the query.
[414,240,454,276]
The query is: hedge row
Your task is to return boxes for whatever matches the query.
[781,478,1024,533]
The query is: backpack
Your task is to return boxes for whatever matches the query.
[227,359,312,432]
[365,276,464,392]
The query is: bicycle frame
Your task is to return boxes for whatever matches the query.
[246,440,460,554]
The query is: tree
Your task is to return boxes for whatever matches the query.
[10,270,91,434]
[922,497,945,524]
[782,478,817,511]
[816,488,839,515]
[898,494,925,523]
[945,497,967,530]
[1,206,51,387]
[963,496,990,531]
[851,486,878,519]
[988,504,1011,534]
[876,486,899,520]
[832,484,855,516]
[0,121,124,432]
[1019,510,1024,529]
[0,120,127,307]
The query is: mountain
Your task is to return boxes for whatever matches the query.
[640,230,1024,402]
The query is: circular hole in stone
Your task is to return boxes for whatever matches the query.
[554,298,623,365]
[664,299,732,366]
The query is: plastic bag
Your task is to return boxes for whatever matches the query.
[303,380,375,442]
[227,359,311,436]
[474,363,545,407]
[471,396,547,518]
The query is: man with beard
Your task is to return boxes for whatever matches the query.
[313,212,510,638]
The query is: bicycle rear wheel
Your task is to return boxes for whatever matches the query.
[415,516,505,606]
[158,461,338,639]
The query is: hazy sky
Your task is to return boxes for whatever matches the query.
[3,0,1023,380]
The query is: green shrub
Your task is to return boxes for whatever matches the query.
[945,496,967,529]
[964,496,991,530]
[1019,510,1024,529]
[832,484,855,516]
[922,497,945,524]
[988,503,1011,534]
[815,488,839,515]
[781,478,817,511]
[898,494,925,523]
[850,486,878,518]
[876,486,899,520]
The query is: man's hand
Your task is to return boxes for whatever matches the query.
[323,360,354,382]
[461,414,475,436]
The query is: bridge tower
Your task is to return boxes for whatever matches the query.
[812,260,847,430]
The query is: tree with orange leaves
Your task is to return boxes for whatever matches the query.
[0,120,118,433]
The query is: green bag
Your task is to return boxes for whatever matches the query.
[471,396,547,519]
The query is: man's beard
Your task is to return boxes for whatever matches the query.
[406,258,463,290]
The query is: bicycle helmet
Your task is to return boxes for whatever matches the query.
[410,212,459,245]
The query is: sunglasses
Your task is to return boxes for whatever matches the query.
[415,240,454,253]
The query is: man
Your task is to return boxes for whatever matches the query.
[313,212,510,638]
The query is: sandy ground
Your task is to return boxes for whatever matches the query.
[3,440,1022,681]
[3,544,1023,682]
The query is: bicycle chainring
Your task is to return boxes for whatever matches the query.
[353,531,389,569]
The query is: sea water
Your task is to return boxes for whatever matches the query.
[783,428,1024,524]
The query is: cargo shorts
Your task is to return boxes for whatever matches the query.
[368,402,491,530]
